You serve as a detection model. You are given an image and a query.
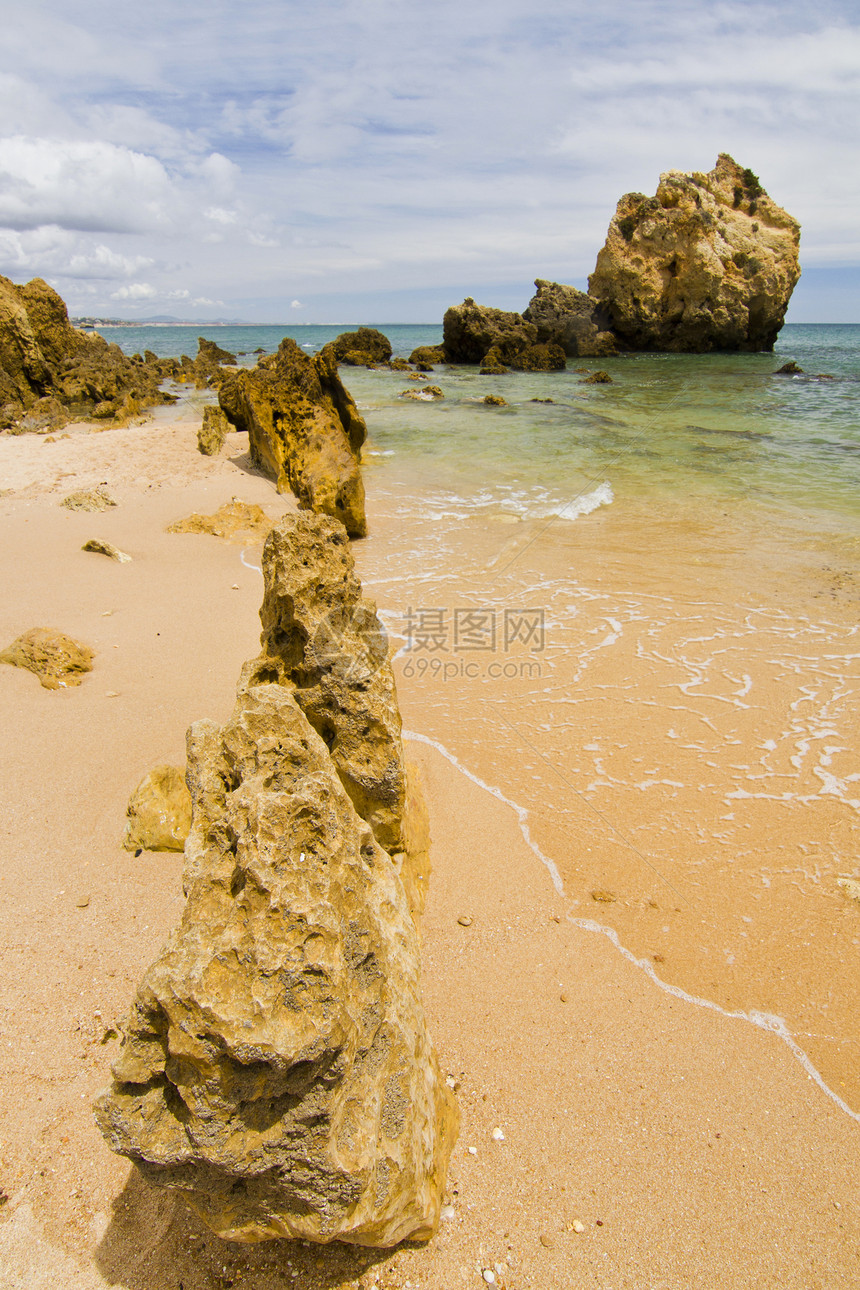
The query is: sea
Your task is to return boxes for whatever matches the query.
[97,321,860,1117]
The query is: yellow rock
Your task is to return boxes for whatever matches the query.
[123,765,192,852]
[0,627,93,689]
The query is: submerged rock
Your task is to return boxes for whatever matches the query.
[523,280,617,357]
[94,512,455,1246]
[0,627,93,689]
[399,386,444,401]
[168,498,275,544]
[775,361,803,375]
[218,339,367,538]
[198,405,231,456]
[124,765,192,852]
[580,370,613,385]
[588,154,801,352]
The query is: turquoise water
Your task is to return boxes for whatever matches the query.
[97,322,860,528]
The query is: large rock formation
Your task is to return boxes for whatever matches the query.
[588,154,801,352]
[218,340,367,539]
[0,276,174,429]
[94,513,453,1246]
[443,298,566,371]
[322,328,392,368]
[523,279,617,357]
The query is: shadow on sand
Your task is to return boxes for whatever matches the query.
[95,1168,403,1290]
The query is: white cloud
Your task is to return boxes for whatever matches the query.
[110,282,156,300]
[0,0,856,318]
[290,299,303,309]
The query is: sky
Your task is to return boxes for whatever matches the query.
[0,0,858,323]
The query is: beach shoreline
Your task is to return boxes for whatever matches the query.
[0,404,858,1288]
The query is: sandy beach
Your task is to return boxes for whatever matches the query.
[0,404,858,1289]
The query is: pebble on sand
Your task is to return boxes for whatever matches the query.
[82,538,132,563]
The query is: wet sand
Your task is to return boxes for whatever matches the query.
[0,410,858,1288]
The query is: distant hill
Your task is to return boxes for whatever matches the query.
[72,315,250,327]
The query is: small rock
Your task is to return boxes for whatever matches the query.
[0,627,94,689]
[590,889,617,903]
[82,538,132,563]
[482,1272,496,1285]
[167,498,274,544]
[775,361,803,375]
[570,1219,585,1234]
[560,993,568,1002]
[539,1233,555,1248]
[457,915,473,927]
[440,1203,456,1220]
[482,395,507,407]
[123,764,192,853]
[61,486,116,512]
[837,876,860,903]
[467,1146,478,1156]
[580,370,613,384]
[492,1127,505,1141]
[76,894,90,908]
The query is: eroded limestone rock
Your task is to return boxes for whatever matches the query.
[94,513,455,1247]
[61,486,117,512]
[0,276,174,429]
[218,340,367,538]
[588,154,801,352]
[198,406,231,456]
[123,765,192,852]
[442,298,537,365]
[323,328,393,367]
[523,280,617,357]
[82,538,132,563]
[167,498,275,544]
[0,627,93,689]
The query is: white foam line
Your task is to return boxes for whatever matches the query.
[570,918,860,1126]
[403,729,564,894]
[239,550,262,574]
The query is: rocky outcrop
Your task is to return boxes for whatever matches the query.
[408,345,446,367]
[218,340,367,539]
[442,299,566,371]
[442,298,537,365]
[61,486,117,512]
[523,280,617,357]
[94,512,454,1247]
[123,765,192,853]
[0,276,174,429]
[0,627,93,689]
[198,406,231,456]
[323,328,392,367]
[588,154,801,352]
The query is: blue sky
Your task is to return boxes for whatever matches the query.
[0,0,857,322]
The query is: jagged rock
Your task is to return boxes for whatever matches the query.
[0,627,93,689]
[168,498,275,544]
[94,512,455,1246]
[399,386,444,401]
[482,395,507,406]
[0,276,173,429]
[408,345,445,367]
[442,298,537,365]
[323,328,393,367]
[523,280,617,357]
[588,154,801,352]
[580,370,612,384]
[192,338,238,389]
[506,342,566,372]
[388,357,411,372]
[218,339,367,539]
[123,765,192,852]
[198,406,231,456]
[775,361,803,375]
[82,538,132,563]
[61,486,117,512]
